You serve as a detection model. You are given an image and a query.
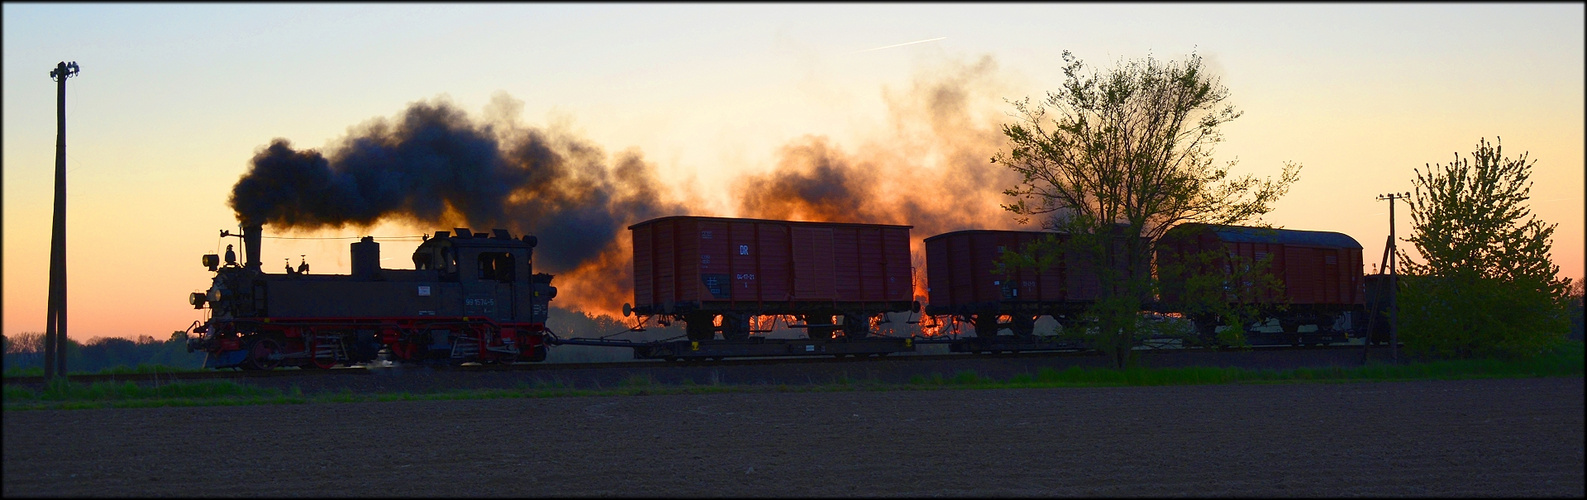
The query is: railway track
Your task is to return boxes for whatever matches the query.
[2,342,1380,386]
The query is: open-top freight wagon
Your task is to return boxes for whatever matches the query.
[621,215,918,359]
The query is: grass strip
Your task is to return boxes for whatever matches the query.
[5,364,210,378]
[6,341,1580,411]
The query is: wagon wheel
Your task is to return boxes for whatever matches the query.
[974,316,999,339]
[808,326,835,341]
[721,313,751,341]
[1189,315,1220,348]
[842,315,870,339]
[1010,316,1037,338]
[685,317,715,342]
[244,336,282,371]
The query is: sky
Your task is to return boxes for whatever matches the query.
[4,3,1583,342]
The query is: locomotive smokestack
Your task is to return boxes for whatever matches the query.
[243,223,262,270]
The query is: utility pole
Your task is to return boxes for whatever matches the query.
[1377,191,1410,362]
[44,61,79,380]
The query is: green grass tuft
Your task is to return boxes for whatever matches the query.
[4,363,209,379]
[6,341,1579,411]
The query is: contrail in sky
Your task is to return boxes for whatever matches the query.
[854,37,947,53]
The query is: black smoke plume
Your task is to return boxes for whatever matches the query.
[229,95,684,281]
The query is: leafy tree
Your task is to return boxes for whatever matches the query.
[3,332,46,372]
[1398,138,1572,358]
[1570,280,1585,341]
[992,50,1300,368]
[4,332,205,374]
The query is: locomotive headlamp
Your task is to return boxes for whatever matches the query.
[207,288,222,303]
[202,254,219,271]
[190,292,207,309]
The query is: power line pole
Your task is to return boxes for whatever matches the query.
[44,61,79,380]
[1377,191,1410,362]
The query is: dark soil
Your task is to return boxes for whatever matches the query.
[4,376,1582,497]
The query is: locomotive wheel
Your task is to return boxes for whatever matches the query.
[302,356,336,370]
[522,344,548,363]
[303,344,337,369]
[243,337,282,371]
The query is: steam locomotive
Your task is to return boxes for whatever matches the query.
[185,216,1372,368]
[186,224,555,369]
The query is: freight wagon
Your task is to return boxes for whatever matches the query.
[1156,223,1365,346]
[924,230,1099,338]
[627,215,916,342]
[921,228,1156,353]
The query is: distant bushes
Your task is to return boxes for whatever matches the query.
[3,331,205,376]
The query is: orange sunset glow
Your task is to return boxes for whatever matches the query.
[4,4,1581,343]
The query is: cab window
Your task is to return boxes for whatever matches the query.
[477,252,515,282]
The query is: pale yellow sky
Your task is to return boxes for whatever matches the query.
[4,4,1582,341]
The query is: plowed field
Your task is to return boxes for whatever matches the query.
[4,377,1582,497]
